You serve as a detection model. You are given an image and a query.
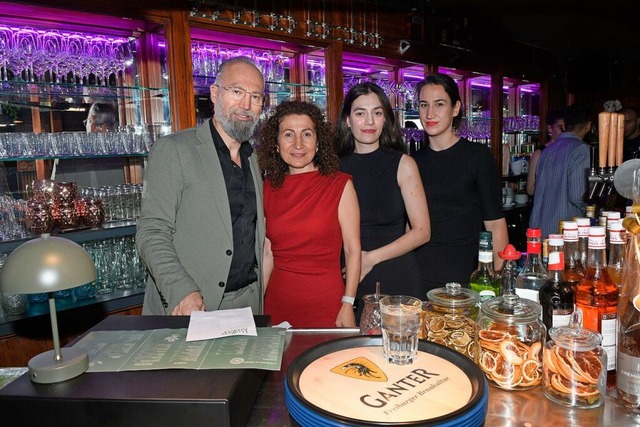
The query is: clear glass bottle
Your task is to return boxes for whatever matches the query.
[470,231,499,302]
[607,220,626,288]
[563,220,585,293]
[543,313,606,408]
[585,205,597,226]
[499,244,521,296]
[576,217,591,272]
[515,228,547,303]
[575,226,618,380]
[477,294,545,390]
[617,217,640,408]
[539,235,574,336]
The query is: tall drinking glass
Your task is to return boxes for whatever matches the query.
[380,295,422,365]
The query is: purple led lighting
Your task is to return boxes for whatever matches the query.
[404,73,424,80]
[343,65,371,73]
[470,82,491,88]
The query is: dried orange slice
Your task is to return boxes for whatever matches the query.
[568,350,602,385]
[428,317,445,333]
[550,373,573,394]
[544,347,559,374]
[500,340,524,365]
[450,331,472,347]
[479,329,508,342]
[528,342,542,361]
[633,295,640,312]
[479,351,497,373]
[522,359,541,383]
[553,346,580,380]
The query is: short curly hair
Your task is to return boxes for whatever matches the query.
[257,101,339,188]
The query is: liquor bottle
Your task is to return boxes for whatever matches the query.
[541,238,549,269]
[515,228,547,303]
[575,226,618,379]
[498,244,521,296]
[586,205,597,226]
[563,221,585,293]
[470,231,499,302]
[576,217,591,271]
[607,220,626,288]
[539,235,574,337]
[617,218,640,408]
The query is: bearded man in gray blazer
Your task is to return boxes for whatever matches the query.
[137,56,266,315]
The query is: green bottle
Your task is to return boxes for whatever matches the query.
[470,231,499,302]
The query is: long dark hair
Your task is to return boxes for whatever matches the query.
[416,73,463,130]
[257,101,339,189]
[336,82,404,156]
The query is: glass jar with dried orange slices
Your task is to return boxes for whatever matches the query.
[422,282,480,362]
[543,324,606,408]
[477,294,545,390]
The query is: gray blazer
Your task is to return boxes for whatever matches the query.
[136,121,265,315]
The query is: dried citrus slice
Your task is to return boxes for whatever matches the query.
[551,373,573,394]
[450,330,472,347]
[479,329,507,342]
[522,359,541,383]
[428,317,445,333]
[528,342,542,361]
[500,340,524,365]
[634,295,640,312]
[544,347,559,374]
[430,336,447,346]
[467,341,478,360]
[480,351,497,373]
[569,350,603,385]
[553,346,580,380]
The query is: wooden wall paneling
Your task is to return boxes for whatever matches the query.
[165,8,196,131]
[324,41,343,124]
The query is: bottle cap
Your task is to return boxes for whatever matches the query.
[548,234,564,247]
[576,217,591,227]
[526,228,541,238]
[498,244,521,260]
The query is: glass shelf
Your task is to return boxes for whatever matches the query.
[0,153,147,162]
[0,220,136,253]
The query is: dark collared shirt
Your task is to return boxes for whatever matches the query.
[209,120,258,291]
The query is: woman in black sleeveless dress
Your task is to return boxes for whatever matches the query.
[337,82,431,323]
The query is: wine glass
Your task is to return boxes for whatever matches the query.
[0,25,12,81]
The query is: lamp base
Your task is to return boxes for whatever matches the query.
[28,347,89,384]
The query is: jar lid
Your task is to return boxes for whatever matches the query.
[427,282,479,308]
[480,294,541,322]
[549,326,602,351]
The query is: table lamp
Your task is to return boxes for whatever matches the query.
[0,233,97,384]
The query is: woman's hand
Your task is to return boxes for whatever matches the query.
[335,303,356,327]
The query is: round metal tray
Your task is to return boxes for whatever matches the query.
[285,336,488,426]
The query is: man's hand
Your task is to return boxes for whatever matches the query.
[171,291,205,315]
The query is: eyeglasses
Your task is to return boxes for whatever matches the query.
[216,85,265,106]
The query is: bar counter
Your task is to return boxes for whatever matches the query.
[2,317,640,426]
[249,328,640,427]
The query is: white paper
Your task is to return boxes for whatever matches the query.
[185,307,257,342]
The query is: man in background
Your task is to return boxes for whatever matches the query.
[621,106,640,161]
[54,102,124,187]
[530,104,591,238]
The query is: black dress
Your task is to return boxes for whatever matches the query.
[340,147,424,323]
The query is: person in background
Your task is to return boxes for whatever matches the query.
[413,73,508,291]
[136,56,266,315]
[258,100,361,328]
[621,106,640,161]
[530,103,591,238]
[527,108,565,196]
[337,82,430,320]
[54,102,124,187]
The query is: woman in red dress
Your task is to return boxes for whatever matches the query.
[257,101,361,327]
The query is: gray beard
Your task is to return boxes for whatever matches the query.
[216,109,258,142]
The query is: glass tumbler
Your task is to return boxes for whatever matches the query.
[359,293,388,335]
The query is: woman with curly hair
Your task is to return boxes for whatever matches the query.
[257,101,361,327]
[337,82,430,322]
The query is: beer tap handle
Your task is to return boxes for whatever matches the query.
[616,113,625,167]
[598,112,611,171]
[608,112,618,169]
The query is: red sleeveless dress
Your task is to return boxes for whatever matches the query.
[264,170,350,327]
